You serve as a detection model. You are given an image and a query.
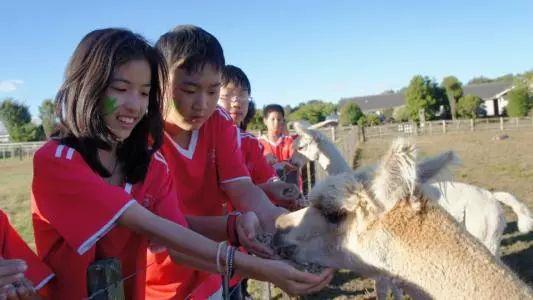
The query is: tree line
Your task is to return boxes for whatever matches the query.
[1,70,532,141]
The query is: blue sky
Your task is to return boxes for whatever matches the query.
[1,0,532,118]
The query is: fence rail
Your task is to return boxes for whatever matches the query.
[0,141,45,160]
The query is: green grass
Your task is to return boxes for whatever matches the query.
[0,158,35,248]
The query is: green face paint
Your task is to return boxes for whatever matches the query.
[102,96,118,115]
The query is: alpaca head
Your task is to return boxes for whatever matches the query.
[274,139,453,268]
[290,121,323,167]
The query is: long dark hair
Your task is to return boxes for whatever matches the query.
[54,28,168,183]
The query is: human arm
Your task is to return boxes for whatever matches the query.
[118,203,333,295]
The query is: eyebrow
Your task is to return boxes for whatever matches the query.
[181,80,221,88]
[111,78,151,87]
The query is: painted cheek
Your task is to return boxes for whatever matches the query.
[102,96,118,115]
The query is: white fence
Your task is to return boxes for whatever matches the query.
[363,116,533,140]
[0,142,45,160]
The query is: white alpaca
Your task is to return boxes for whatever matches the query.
[274,140,533,299]
[290,120,533,256]
[289,121,351,175]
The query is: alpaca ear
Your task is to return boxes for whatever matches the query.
[371,139,418,211]
[417,151,460,183]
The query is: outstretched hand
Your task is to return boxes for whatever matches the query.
[236,212,274,258]
[260,260,334,296]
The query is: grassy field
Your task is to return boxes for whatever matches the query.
[1,130,532,299]
[0,158,35,248]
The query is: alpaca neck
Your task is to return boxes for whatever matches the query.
[361,203,532,299]
[316,139,351,175]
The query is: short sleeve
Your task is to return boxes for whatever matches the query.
[245,138,277,184]
[213,109,250,184]
[31,142,135,255]
[258,137,273,156]
[0,211,54,290]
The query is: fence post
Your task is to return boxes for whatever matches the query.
[442,120,447,134]
[429,122,433,135]
[500,117,504,131]
[331,126,336,142]
[515,117,519,128]
[87,258,125,300]
[470,119,474,132]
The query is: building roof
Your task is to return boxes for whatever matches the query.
[340,81,513,111]
[340,93,405,111]
[462,81,512,100]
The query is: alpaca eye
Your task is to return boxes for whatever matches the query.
[324,209,348,224]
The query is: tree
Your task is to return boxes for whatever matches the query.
[392,106,410,122]
[339,102,364,126]
[457,94,482,119]
[0,98,45,142]
[0,98,31,131]
[467,76,493,85]
[287,100,336,124]
[441,76,463,120]
[404,75,442,121]
[365,113,381,126]
[246,108,266,132]
[506,85,531,117]
[39,99,56,137]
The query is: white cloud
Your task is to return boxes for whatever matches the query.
[0,80,24,92]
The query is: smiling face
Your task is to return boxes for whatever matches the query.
[165,64,221,131]
[100,59,151,141]
[218,82,250,125]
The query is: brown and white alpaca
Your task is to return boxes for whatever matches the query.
[274,139,533,299]
[290,120,533,256]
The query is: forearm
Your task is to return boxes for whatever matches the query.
[118,202,219,260]
[223,182,286,231]
[168,250,218,274]
[185,215,227,241]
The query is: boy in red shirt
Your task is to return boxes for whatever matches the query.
[146,25,325,299]
[259,104,302,188]
[218,65,300,210]
[0,210,53,299]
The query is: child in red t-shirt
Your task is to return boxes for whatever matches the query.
[218,65,301,210]
[259,104,302,188]
[145,25,333,299]
[0,210,53,299]
[32,28,332,299]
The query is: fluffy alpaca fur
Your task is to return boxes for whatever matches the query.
[274,139,533,299]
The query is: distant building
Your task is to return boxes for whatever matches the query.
[462,82,512,116]
[0,121,9,143]
[340,82,514,117]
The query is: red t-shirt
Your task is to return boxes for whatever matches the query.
[258,134,296,162]
[239,130,277,185]
[145,107,250,299]
[31,140,186,300]
[0,210,53,292]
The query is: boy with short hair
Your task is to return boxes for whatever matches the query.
[259,104,301,187]
[146,25,293,299]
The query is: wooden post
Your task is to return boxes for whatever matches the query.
[87,258,125,300]
[429,121,433,135]
[442,120,447,134]
[470,119,474,132]
[330,126,336,142]
[500,117,504,131]
[515,117,519,128]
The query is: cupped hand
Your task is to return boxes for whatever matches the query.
[236,212,274,258]
[261,260,334,296]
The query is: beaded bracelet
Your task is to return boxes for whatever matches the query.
[216,241,226,274]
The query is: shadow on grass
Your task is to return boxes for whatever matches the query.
[501,221,533,286]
